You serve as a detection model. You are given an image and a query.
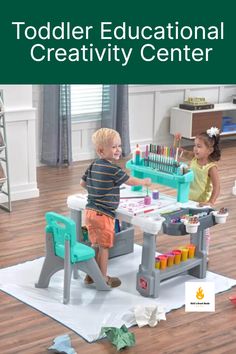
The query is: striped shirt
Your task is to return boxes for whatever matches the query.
[82,158,130,218]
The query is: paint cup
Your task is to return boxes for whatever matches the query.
[166,253,175,267]
[184,222,200,234]
[152,190,159,200]
[144,195,152,205]
[158,255,168,270]
[181,248,189,261]
[187,244,196,258]
[212,211,228,224]
[172,250,182,265]
[155,256,160,269]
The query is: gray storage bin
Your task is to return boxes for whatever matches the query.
[109,221,134,258]
[81,221,134,258]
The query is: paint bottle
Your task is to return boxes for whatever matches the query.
[144,145,149,166]
[133,144,141,165]
[144,195,151,205]
[152,190,159,200]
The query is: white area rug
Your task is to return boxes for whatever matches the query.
[0,245,235,342]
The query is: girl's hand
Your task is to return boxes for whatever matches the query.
[143,178,152,187]
[175,133,182,141]
[174,133,182,148]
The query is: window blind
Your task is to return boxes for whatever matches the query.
[71,85,103,121]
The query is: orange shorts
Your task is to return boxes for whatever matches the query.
[85,209,115,248]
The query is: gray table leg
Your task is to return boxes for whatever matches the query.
[70,209,82,279]
[189,230,207,278]
[136,232,160,297]
[71,209,82,242]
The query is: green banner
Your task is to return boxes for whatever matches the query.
[1,0,236,83]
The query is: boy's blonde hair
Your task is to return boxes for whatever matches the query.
[92,128,120,149]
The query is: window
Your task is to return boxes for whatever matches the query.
[71,85,104,122]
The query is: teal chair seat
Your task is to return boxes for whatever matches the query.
[55,242,95,263]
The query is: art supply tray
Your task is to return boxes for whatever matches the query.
[126,159,194,202]
[126,159,193,183]
[162,208,215,236]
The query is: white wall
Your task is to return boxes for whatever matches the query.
[69,85,236,161]
[0,85,39,202]
[129,85,236,150]
[1,84,236,203]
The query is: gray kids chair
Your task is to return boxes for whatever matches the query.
[35,212,110,304]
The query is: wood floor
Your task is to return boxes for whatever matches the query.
[0,140,236,354]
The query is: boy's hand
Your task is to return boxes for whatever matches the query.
[142,178,152,187]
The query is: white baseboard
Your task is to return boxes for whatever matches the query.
[0,183,39,203]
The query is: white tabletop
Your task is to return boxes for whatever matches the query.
[67,186,200,234]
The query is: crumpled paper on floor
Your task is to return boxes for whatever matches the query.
[101,325,135,351]
[48,334,77,354]
[134,305,166,327]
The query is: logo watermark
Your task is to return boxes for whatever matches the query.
[185,282,215,312]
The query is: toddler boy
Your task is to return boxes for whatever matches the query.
[80,128,151,287]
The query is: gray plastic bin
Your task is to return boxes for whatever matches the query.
[81,221,134,258]
[109,221,134,258]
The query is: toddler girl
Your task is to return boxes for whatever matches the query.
[178,127,221,256]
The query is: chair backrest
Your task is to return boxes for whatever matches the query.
[45,212,77,261]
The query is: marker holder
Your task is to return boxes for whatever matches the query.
[126,159,194,203]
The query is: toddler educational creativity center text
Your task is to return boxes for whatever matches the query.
[12,21,224,66]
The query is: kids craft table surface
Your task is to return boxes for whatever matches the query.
[67,189,215,298]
